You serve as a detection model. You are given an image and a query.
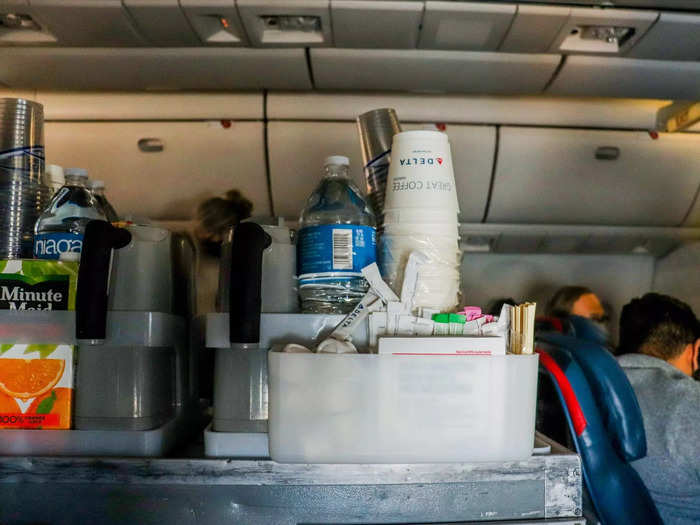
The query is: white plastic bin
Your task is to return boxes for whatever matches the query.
[268,352,539,463]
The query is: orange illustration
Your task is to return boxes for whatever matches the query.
[0,394,19,413]
[0,359,65,399]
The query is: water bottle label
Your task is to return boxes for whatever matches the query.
[34,232,83,260]
[298,225,376,277]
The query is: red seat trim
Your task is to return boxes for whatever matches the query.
[536,348,588,436]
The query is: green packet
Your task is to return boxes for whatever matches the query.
[0,260,79,311]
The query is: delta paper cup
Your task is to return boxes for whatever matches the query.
[383,208,458,226]
[379,231,460,311]
[384,130,459,213]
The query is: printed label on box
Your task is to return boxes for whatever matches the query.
[0,344,74,429]
[0,259,78,310]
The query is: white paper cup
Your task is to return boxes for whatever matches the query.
[383,222,459,237]
[383,207,458,226]
[384,130,459,213]
[378,231,460,311]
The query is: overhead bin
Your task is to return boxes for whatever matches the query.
[268,121,495,221]
[43,121,270,220]
[35,92,263,121]
[0,48,312,90]
[23,0,145,46]
[267,92,666,130]
[627,12,700,61]
[331,0,423,49]
[499,5,570,54]
[487,127,700,227]
[547,56,700,99]
[310,50,561,93]
[418,1,515,51]
[685,199,700,227]
[124,0,200,46]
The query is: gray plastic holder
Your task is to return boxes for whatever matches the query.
[203,422,269,458]
[0,417,180,457]
[0,310,185,346]
[0,310,194,451]
[205,313,369,350]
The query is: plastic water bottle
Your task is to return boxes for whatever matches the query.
[298,156,377,314]
[90,180,119,222]
[34,168,106,259]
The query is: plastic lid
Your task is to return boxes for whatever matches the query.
[45,164,64,181]
[90,180,105,189]
[64,167,88,178]
[58,252,80,262]
[324,155,350,167]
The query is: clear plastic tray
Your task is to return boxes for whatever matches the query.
[203,422,269,458]
[0,417,180,457]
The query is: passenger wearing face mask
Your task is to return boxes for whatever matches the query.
[545,286,611,344]
[617,293,700,525]
[546,285,608,322]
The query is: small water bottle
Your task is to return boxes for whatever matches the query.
[298,156,377,314]
[34,168,106,259]
[90,180,119,222]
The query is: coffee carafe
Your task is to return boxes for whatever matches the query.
[212,220,298,434]
[217,218,298,314]
[74,220,195,430]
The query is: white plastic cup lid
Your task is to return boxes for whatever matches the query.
[65,167,88,178]
[392,129,449,145]
[45,164,65,183]
[324,155,350,167]
[58,252,81,262]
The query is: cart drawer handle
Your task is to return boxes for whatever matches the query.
[138,138,164,152]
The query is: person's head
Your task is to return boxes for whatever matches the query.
[619,293,700,377]
[546,286,607,322]
[196,189,253,257]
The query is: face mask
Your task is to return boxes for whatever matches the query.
[591,320,612,345]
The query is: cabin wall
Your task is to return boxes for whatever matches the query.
[461,253,656,343]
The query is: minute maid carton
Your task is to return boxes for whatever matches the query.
[0,344,74,429]
[0,260,78,310]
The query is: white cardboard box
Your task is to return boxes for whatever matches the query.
[377,336,506,355]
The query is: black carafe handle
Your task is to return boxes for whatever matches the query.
[76,220,132,340]
[229,222,272,345]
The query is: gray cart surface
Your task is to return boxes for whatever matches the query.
[0,434,582,525]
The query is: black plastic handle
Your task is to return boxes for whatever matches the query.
[76,220,132,340]
[229,222,271,345]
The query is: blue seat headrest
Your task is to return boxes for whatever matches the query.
[568,315,609,346]
[538,346,662,525]
[538,332,646,462]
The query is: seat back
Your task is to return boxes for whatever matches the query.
[536,345,663,525]
[539,331,645,462]
[568,315,610,347]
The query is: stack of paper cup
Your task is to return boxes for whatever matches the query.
[379,130,460,311]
